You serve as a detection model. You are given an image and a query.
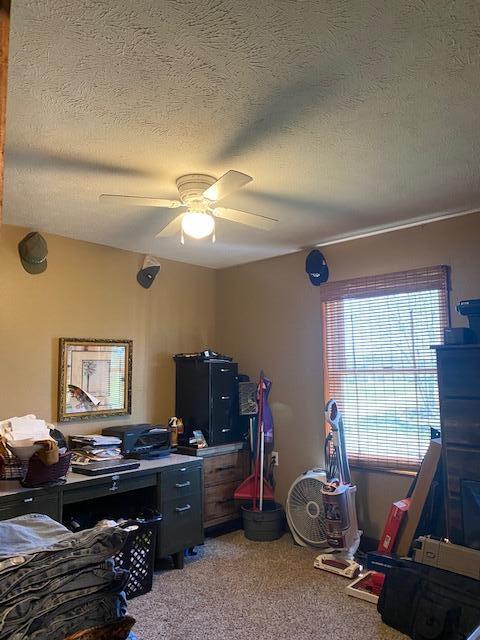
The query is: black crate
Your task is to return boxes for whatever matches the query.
[115,513,162,599]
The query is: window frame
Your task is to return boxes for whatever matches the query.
[320,265,450,473]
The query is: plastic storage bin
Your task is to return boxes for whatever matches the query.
[114,513,162,599]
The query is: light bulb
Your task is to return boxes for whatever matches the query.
[181,211,215,239]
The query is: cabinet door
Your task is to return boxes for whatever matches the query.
[445,445,480,545]
[437,348,480,399]
[157,465,204,558]
[158,494,203,557]
[0,490,60,522]
[441,398,480,447]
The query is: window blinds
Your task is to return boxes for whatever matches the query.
[321,266,450,472]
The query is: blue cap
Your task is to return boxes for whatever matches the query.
[305,250,329,286]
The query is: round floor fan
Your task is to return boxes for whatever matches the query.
[286,469,329,548]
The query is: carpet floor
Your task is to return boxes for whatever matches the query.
[129,531,406,640]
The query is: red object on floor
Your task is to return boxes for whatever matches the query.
[378,498,411,553]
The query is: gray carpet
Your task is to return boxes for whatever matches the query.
[129,531,405,640]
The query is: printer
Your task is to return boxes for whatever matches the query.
[102,424,171,459]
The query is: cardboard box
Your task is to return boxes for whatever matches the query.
[378,498,411,553]
[395,438,442,556]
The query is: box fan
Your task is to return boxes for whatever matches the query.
[286,469,329,548]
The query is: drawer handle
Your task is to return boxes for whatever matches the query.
[221,428,231,433]
[221,395,230,400]
[179,467,187,472]
[220,368,230,373]
[23,497,34,503]
[175,504,191,513]
[110,481,119,492]
[175,481,191,488]
[216,465,235,472]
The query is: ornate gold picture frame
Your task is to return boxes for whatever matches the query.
[58,338,132,422]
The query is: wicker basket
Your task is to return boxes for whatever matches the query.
[21,451,72,487]
[64,615,135,640]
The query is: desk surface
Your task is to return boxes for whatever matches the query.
[0,453,199,499]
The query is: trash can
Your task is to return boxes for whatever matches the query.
[242,503,284,542]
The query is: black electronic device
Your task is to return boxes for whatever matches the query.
[457,299,480,341]
[71,460,140,476]
[102,424,171,459]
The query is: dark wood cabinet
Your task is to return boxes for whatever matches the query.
[179,443,250,529]
[436,345,480,549]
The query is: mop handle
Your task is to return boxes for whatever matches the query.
[253,379,265,511]
[259,430,265,511]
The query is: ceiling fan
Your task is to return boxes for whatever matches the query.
[99,170,278,243]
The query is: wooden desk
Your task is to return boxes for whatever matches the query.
[0,454,204,569]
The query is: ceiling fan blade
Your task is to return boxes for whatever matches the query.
[155,214,184,238]
[100,194,184,208]
[202,170,253,202]
[214,207,278,231]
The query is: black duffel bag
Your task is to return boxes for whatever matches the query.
[378,561,480,640]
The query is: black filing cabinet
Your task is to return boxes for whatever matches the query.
[175,359,243,445]
[157,462,203,568]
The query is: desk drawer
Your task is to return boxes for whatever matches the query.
[62,473,156,504]
[0,491,60,522]
[160,465,201,501]
[203,450,248,487]
[158,494,203,557]
[445,446,480,496]
[438,349,480,399]
[204,481,240,523]
[441,399,480,447]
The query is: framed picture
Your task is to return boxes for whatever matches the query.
[58,338,132,422]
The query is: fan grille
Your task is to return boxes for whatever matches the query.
[287,475,327,546]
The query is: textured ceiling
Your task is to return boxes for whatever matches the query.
[4,0,480,268]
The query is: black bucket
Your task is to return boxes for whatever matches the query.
[242,502,284,541]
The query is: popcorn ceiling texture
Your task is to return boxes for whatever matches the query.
[4,0,480,267]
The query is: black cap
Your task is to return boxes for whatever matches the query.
[18,232,48,274]
[137,255,161,289]
[305,250,328,286]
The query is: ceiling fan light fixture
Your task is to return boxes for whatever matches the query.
[181,211,215,239]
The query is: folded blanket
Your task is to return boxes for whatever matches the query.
[0,567,128,639]
[11,590,128,640]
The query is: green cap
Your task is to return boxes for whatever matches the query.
[18,232,48,274]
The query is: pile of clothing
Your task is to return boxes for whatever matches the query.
[0,513,131,640]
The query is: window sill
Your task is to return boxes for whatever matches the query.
[350,464,418,478]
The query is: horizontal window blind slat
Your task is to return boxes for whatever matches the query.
[322,265,449,471]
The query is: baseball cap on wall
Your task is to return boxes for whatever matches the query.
[18,232,48,274]
[137,255,161,289]
[305,249,329,286]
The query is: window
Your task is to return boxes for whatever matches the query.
[321,266,450,472]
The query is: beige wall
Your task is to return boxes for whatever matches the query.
[216,212,480,539]
[2,214,479,538]
[0,225,216,437]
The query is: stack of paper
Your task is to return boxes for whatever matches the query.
[70,435,122,447]
[0,415,53,444]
